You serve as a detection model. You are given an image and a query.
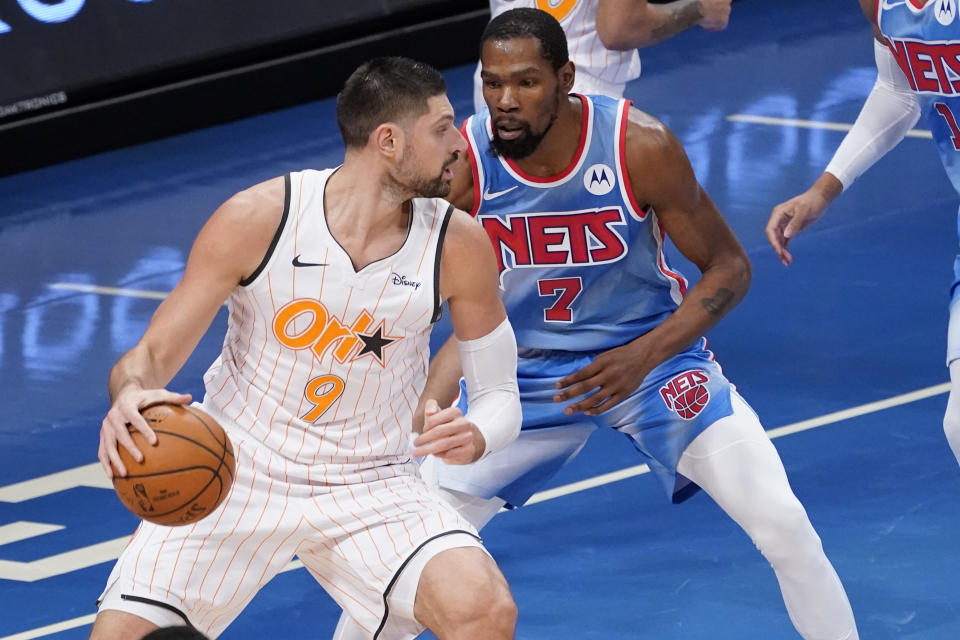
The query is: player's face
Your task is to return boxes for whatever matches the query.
[397,94,465,198]
[480,36,565,159]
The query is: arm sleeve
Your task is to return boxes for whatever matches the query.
[457,317,522,459]
[824,39,922,190]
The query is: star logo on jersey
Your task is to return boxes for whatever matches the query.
[355,322,400,366]
[937,0,956,25]
[583,163,615,196]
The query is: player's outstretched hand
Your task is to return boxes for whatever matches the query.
[413,399,487,465]
[554,342,649,416]
[766,188,833,266]
[699,0,732,31]
[99,388,192,478]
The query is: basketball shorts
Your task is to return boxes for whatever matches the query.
[426,339,734,508]
[97,423,483,639]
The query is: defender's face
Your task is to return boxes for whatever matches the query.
[480,36,564,159]
[398,94,465,198]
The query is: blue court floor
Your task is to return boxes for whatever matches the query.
[1,0,959,638]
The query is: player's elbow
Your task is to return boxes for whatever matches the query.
[730,251,752,297]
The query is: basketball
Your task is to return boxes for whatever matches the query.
[112,404,235,526]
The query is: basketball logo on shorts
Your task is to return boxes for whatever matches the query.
[659,370,710,420]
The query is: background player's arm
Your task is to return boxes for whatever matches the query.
[595,0,732,50]
[555,109,749,415]
[99,177,285,478]
[412,210,520,464]
[766,4,920,264]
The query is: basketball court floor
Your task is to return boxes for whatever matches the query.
[1,0,958,637]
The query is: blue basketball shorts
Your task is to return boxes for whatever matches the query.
[429,338,735,507]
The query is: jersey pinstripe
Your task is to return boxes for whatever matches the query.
[489,0,641,85]
[201,168,452,483]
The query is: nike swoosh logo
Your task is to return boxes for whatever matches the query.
[482,185,518,201]
[881,0,905,8]
[292,255,329,268]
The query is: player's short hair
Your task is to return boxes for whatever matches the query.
[481,8,569,71]
[337,57,447,149]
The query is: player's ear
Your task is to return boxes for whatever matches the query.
[558,60,575,94]
[373,123,405,160]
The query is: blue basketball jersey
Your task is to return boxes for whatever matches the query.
[462,94,690,352]
[879,0,960,194]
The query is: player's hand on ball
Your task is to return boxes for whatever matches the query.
[554,341,651,416]
[412,399,487,464]
[99,388,192,478]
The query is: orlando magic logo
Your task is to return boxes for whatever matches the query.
[937,0,956,26]
[583,163,615,196]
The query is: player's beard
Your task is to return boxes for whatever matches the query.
[490,89,561,160]
[398,153,458,199]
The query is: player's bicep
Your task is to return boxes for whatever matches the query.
[440,210,506,341]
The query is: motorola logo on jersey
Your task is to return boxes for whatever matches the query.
[885,36,960,95]
[660,370,710,420]
[583,163,615,196]
[478,207,629,284]
[272,299,399,367]
[937,0,957,26]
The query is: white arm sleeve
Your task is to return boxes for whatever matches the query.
[825,39,922,190]
[457,317,522,459]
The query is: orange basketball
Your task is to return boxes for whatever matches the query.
[112,404,235,526]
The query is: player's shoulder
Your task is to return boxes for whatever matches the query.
[214,176,287,231]
[622,105,682,157]
[443,206,488,250]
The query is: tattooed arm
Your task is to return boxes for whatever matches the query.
[554,106,749,416]
[595,0,732,50]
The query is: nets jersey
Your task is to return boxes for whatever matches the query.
[879,0,960,193]
[489,0,641,85]
[462,93,689,352]
[201,169,452,484]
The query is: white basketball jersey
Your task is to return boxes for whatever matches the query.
[490,0,642,85]
[201,168,453,484]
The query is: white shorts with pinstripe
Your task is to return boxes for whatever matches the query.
[97,433,483,639]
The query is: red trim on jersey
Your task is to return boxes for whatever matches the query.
[462,119,482,217]
[907,0,929,9]
[657,225,688,298]
[618,99,647,217]
[504,93,590,184]
[876,0,882,23]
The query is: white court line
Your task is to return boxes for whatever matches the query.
[0,382,948,638]
[48,283,168,300]
[726,113,933,139]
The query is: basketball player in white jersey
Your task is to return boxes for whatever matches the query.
[92,56,523,640]
[473,0,734,110]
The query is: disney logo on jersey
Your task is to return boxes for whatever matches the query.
[885,36,960,95]
[272,299,400,367]
[391,273,422,290]
[478,207,628,286]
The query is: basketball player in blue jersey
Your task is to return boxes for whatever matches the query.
[768,0,960,466]
[334,8,860,640]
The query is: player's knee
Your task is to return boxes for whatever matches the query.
[749,498,822,567]
[89,610,160,640]
[417,551,516,637]
[942,397,960,454]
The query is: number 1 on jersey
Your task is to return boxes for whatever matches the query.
[935,102,960,151]
[537,277,582,323]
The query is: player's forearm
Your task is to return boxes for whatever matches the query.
[630,255,750,365]
[415,335,465,432]
[107,343,171,401]
[597,0,704,49]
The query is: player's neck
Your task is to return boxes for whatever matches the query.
[323,164,411,264]
[511,94,584,177]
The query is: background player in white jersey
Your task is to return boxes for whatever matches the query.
[92,56,523,640]
[473,0,734,110]
[338,8,859,640]
[767,0,960,466]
